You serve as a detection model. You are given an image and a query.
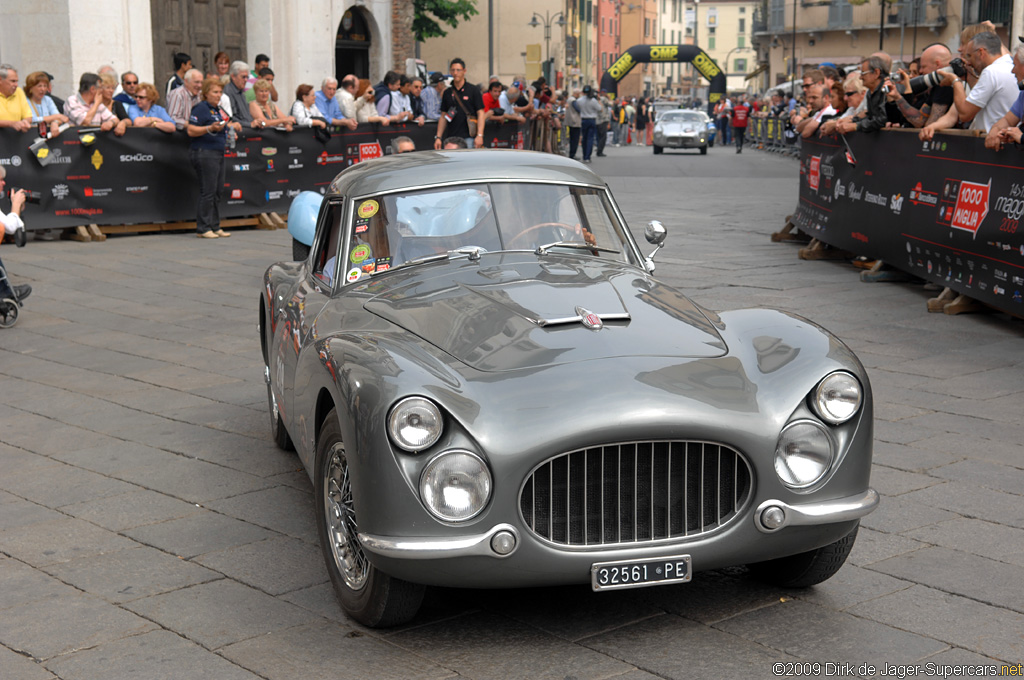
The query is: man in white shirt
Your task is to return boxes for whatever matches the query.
[921,31,1017,138]
[0,165,31,303]
[337,74,359,120]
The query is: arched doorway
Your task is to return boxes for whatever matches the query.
[336,8,371,82]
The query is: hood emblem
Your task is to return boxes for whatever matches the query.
[576,306,603,331]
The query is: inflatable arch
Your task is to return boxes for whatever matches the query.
[600,44,727,109]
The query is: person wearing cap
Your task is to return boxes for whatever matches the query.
[421,72,445,120]
[576,85,603,163]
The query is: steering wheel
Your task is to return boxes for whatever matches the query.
[508,222,583,249]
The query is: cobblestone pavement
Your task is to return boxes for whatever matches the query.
[1,143,1022,679]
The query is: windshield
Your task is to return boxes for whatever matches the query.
[660,112,703,124]
[341,183,637,283]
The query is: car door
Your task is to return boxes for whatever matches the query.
[278,197,346,451]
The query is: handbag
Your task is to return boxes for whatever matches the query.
[454,91,478,137]
[312,121,331,144]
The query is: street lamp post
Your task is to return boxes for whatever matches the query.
[528,11,567,83]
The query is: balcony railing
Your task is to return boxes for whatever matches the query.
[964,0,1011,25]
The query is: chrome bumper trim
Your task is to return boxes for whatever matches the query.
[754,488,879,533]
[358,523,520,560]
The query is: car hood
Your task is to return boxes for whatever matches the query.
[658,121,702,133]
[362,255,727,372]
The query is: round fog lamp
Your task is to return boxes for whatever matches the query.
[775,420,834,489]
[388,397,442,452]
[490,530,516,555]
[812,372,862,425]
[761,506,786,530]
[420,451,492,522]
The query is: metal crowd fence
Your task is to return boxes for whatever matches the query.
[747,115,799,156]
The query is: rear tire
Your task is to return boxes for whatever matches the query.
[293,238,311,261]
[315,408,425,627]
[748,524,858,588]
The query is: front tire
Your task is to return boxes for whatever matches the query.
[700,145,708,155]
[653,144,663,155]
[315,409,425,627]
[293,237,311,261]
[748,524,858,588]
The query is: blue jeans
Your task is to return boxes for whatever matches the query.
[581,118,597,160]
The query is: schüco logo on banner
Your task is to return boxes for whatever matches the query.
[950,179,990,238]
[119,153,154,162]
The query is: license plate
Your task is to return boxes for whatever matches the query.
[591,554,692,591]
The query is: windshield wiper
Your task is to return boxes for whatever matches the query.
[535,241,620,255]
[373,247,488,276]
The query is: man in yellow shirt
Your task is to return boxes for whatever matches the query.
[0,65,32,131]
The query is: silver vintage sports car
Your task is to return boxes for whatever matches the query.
[653,110,711,155]
[261,150,877,627]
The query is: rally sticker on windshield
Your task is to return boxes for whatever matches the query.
[347,268,361,283]
[357,200,379,219]
[350,243,372,264]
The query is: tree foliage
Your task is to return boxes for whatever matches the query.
[414,0,479,41]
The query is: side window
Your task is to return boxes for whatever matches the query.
[311,200,345,287]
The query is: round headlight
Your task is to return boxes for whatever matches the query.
[812,372,862,425]
[388,397,442,452]
[420,451,492,522]
[775,420,834,489]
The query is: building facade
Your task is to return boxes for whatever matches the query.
[0,1,412,104]
[419,1,582,89]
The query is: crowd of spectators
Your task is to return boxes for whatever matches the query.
[740,21,1023,155]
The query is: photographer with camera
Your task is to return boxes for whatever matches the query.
[984,44,1024,152]
[885,44,955,128]
[0,165,32,304]
[920,32,1017,140]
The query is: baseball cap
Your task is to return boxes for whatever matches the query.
[429,72,445,84]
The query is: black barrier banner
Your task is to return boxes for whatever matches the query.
[795,130,1024,316]
[0,120,529,230]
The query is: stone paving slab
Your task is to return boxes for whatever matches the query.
[1,145,1022,677]
[43,630,261,680]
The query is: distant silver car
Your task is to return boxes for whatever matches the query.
[653,110,711,155]
[261,149,877,627]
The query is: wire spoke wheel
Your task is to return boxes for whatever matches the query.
[324,443,370,591]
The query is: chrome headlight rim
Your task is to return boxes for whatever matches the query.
[419,449,492,523]
[811,371,863,425]
[387,396,443,452]
[775,419,835,490]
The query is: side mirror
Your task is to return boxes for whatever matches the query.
[644,220,667,246]
[643,221,667,273]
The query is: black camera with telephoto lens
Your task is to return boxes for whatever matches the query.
[6,187,42,205]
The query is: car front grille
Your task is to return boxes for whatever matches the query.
[519,441,752,547]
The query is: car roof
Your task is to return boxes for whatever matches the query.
[326,149,607,198]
